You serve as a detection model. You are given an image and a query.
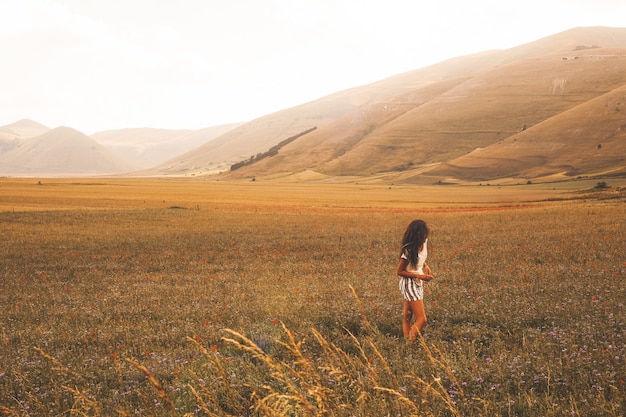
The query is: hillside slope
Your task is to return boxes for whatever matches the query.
[325,48,626,179]
[431,84,626,181]
[151,49,510,176]
[218,27,626,183]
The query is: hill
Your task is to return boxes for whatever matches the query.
[0,119,50,154]
[0,127,138,176]
[0,119,50,140]
[91,123,241,168]
[212,26,626,183]
[150,51,505,176]
[430,83,626,181]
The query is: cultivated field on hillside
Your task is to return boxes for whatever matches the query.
[0,179,624,416]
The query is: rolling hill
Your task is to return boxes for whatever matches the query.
[431,83,626,181]
[208,26,626,183]
[150,51,507,176]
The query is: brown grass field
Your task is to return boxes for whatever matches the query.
[1,178,625,416]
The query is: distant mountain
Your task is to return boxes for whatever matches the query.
[0,121,241,176]
[92,123,241,168]
[0,119,50,154]
[0,119,50,140]
[207,26,626,183]
[0,126,138,176]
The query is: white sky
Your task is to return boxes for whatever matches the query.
[1,0,625,134]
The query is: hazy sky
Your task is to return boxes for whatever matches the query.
[1,0,625,134]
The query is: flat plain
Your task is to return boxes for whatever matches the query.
[1,178,624,416]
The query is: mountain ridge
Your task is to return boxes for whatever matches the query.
[2,26,626,182]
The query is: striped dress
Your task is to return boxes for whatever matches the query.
[398,239,428,301]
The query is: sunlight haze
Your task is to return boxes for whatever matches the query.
[1,0,624,133]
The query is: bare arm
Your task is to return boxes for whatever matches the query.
[397,258,434,282]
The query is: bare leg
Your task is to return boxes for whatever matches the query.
[408,299,427,341]
[402,300,413,339]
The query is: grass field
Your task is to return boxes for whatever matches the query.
[0,178,625,416]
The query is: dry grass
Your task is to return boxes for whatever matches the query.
[1,177,617,212]
[0,179,624,416]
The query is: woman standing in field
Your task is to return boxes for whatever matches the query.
[397,219,433,342]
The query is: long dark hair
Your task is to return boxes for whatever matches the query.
[400,219,429,266]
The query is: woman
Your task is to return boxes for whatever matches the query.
[397,219,433,342]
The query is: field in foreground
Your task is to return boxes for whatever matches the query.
[0,179,625,416]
